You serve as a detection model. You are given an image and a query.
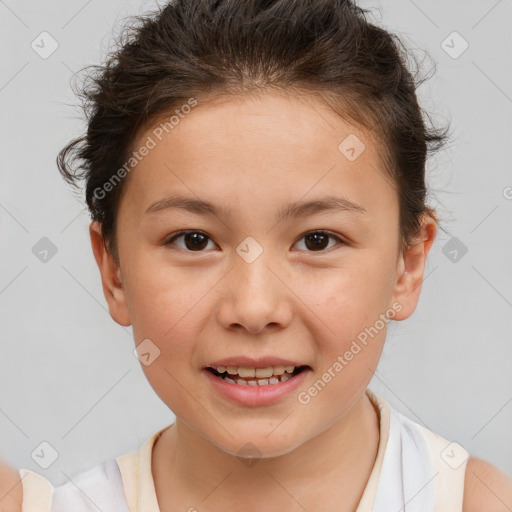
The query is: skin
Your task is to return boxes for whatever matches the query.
[2,91,510,511]
[0,460,23,512]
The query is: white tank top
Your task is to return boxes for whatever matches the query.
[19,389,469,511]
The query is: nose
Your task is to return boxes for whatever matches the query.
[215,251,293,335]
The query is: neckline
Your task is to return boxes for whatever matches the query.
[135,388,391,511]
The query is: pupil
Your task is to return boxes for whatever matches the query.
[185,232,208,251]
[306,233,328,251]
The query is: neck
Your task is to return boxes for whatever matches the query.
[152,390,380,511]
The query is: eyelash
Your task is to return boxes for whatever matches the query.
[163,230,346,253]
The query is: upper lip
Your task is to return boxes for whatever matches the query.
[205,356,309,369]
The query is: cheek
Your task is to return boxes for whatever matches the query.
[124,253,211,337]
[305,264,392,371]
[312,267,392,331]
[305,281,387,406]
[128,265,205,409]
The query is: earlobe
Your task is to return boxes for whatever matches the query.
[89,221,132,327]
[391,215,437,321]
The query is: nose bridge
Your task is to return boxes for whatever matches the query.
[234,239,279,299]
[218,238,292,333]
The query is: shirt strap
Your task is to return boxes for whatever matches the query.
[417,424,469,511]
[19,468,53,512]
[116,451,138,511]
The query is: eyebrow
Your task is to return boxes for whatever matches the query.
[145,194,367,222]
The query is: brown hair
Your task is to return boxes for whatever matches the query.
[57,0,450,265]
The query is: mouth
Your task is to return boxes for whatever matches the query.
[206,364,310,386]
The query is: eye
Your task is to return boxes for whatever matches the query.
[293,230,345,252]
[164,230,217,252]
[164,229,345,253]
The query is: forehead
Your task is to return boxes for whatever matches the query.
[120,92,397,224]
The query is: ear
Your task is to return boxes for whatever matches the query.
[391,214,437,321]
[89,221,131,326]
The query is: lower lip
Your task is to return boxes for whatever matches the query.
[203,368,310,406]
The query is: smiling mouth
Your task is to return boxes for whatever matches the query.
[206,365,309,386]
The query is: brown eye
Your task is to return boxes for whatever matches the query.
[294,231,344,252]
[165,231,215,251]
[164,230,344,253]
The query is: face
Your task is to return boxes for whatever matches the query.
[91,91,436,458]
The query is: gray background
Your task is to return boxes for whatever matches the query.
[1,0,511,487]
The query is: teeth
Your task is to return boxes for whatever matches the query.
[215,365,298,378]
[273,365,285,375]
[255,367,273,378]
[213,367,300,385]
[239,367,256,378]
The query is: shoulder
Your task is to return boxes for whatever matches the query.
[463,456,512,512]
[0,460,23,512]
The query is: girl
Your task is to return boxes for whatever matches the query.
[3,0,511,510]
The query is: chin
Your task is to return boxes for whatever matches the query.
[209,427,306,461]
